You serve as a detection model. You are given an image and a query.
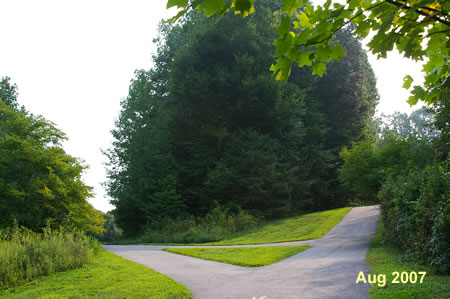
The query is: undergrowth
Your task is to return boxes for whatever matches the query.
[123,205,261,244]
[0,226,99,289]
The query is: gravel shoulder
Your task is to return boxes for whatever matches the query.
[104,205,380,298]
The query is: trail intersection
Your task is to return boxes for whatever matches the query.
[105,205,379,298]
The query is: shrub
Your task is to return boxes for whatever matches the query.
[379,162,450,273]
[0,226,99,288]
[339,133,435,202]
[134,204,260,244]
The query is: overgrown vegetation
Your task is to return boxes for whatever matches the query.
[341,98,449,273]
[0,227,99,289]
[0,250,192,298]
[367,220,450,298]
[165,245,311,267]
[119,204,260,244]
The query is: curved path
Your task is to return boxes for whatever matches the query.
[104,205,379,298]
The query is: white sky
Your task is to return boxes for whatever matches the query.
[0,0,424,212]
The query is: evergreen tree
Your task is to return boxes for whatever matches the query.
[105,1,378,235]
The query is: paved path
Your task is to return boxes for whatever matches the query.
[104,205,379,298]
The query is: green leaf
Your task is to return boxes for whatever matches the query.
[166,8,189,23]
[167,0,189,9]
[270,56,292,81]
[312,61,327,76]
[198,0,226,17]
[297,51,313,67]
[407,86,425,106]
[233,0,254,17]
[274,32,294,57]
[355,20,371,38]
[402,75,414,89]
[426,33,446,56]
[293,29,311,45]
[297,12,314,29]
[329,44,346,61]
[282,0,304,16]
[316,45,330,62]
[277,15,291,36]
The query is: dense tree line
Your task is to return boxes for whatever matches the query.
[340,99,449,272]
[0,77,104,235]
[105,1,378,237]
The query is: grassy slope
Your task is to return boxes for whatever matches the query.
[367,220,450,298]
[0,250,192,299]
[206,207,351,245]
[165,245,311,267]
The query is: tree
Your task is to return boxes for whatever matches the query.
[166,0,449,106]
[0,81,104,234]
[378,106,439,139]
[0,77,19,110]
[106,1,378,236]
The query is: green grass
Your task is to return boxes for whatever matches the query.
[367,220,450,299]
[204,207,351,245]
[0,250,192,299]
[164,245,311,267]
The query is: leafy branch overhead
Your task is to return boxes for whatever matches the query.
[166,0,449,106]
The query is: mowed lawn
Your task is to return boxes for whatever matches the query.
[164,245,311,267]
[205,207,351,245]
[0,250,192,299]
[163,207,350,267]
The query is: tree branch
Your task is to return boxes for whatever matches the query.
[384,0,450,26]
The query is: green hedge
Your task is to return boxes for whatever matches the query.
[379,162,450,273]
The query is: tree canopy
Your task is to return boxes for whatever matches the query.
[0,77,104,235]
[166,0,449,106]
[105,2,378,236]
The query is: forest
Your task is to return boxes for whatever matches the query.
[0,0,448,293]
[105,2,379,237]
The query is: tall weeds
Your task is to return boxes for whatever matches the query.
[0,226,98,288]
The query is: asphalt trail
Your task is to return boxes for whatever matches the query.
[104,205,380,298]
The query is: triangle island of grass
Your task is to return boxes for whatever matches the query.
[162,207,351,266]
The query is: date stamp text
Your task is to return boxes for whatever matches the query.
[355,271,426,287]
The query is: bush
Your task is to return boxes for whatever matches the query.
[339,133,435,202]
[0,226,99,288]
[134,205,260,244]
[379,161,450,273]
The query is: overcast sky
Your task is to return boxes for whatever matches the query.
[1,0,424,212]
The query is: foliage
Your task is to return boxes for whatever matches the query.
[0,250,192,298]
[129,204,260,244]
[0,98,104,235]
[342,100,449,272]
[377,106,439,139]
[0,77,19,110]
[98,212,122,243]
[339,132,435,201]
[0,227,98,289]
[105,2,377,236]
[429,88,449,161]
[164,245,311,266]
[113,207,350,245]
[167,0,449,106]
[367,219,450,298]
[379,162,450,273]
